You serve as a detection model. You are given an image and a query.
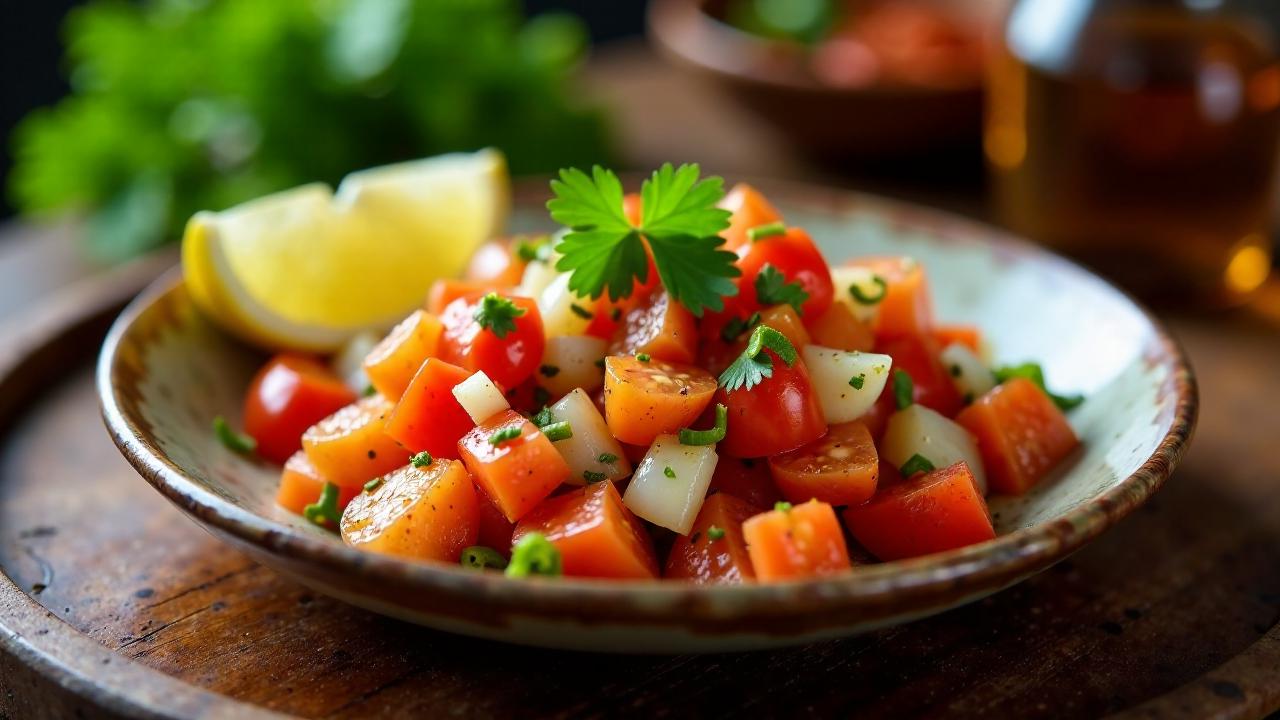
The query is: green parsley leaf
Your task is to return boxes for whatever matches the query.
[541,421,573,442]
[461,546,508,571]
[505,532,562,578]
[900,454,936,476]
[774,501,793,513]
[993,362,1085,411]
[636,352,651,362]
[583,470,608,483]
[754,264,809,314]
[489,426,522,445]
[549,163,738,315]
[707,525,726,541]
[893,369,914,410]
[213,416,256,454]
[718,325,800,392]
[598,452,619,464]
[679,403,728,446]
[849,373,866,390]
[303,483,342,530]
[473,293,527,339]
[747,222,786,242]
[664,466,677,478]
[410,451,433,468]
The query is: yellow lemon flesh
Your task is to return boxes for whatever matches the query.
[183,149,509,351]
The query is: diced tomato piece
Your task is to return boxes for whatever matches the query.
[363,310,444,400]
[384,358,475,459]
[426,279,501,315]
[719,183,783,251]
[476,493,516,557]
[608,290,698,365]
[665,493,762,583]
[243,354,358,464]
[716,350,826,458]
[876,334,964,417]
[465,238,529,287]
[340,459,479,562]
[757,304,811,351]
[806,301,874,352]
[736,228,834,319]
[603,356,716,446]
[276,451,359,516]
[513,481,658,579]
[843,461,995,560]
[301,396,410,488]
[439,293,545,389]
[742,500,851,581]
[710,456,783,509]
[458,409,570,521]
[769,421,879,506]
[956,378,1079,495]
[845,257,933,339]
[933,324,983,354]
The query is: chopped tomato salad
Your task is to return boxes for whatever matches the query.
[223,164,1083,583]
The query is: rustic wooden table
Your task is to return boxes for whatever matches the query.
[3,44,1280,719]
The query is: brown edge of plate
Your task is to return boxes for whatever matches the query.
[96,180,1198,639]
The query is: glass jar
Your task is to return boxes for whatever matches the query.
[986,0,1280,304]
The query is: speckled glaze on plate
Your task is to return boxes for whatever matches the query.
[98,183,1196,653]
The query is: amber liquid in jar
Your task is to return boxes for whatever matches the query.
[987,2,1280,303]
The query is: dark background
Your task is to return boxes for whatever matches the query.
[0,0,649,221]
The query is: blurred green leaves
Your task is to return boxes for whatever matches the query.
[8,0,612,261]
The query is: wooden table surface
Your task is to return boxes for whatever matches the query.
[3,43,1280,720]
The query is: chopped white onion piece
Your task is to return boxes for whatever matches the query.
[515,250,562,300]
[801,345,893,424]
[538,272,593,337]
[881,404,987,493]
[939,342,996,402]
[538,336,608,397]
[547,389,631,485]
[624,435,718,535]
[451,370,510,424]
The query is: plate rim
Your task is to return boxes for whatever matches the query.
[96,181,1198,625]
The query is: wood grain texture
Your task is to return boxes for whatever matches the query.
[1,276,1279,718]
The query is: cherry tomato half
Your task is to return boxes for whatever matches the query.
[716,350,827,458]
[243,354,357,464]
[735,227,834,320]
[439,293,545,390]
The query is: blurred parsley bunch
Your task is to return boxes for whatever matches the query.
[8,0,613,260]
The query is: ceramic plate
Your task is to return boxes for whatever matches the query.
[98,183,1196,653]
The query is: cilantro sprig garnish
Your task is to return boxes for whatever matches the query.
[755,265,809,314]
[718,325,800,392]
[547,163,739,316]
[994,362,1085,411]
[474,293,526,339]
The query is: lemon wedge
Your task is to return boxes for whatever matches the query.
[183,148,509,351]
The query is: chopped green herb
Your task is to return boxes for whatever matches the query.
[539,364,561,377]
[993,362,1085,410]
[515,236,549,263]
[473,292,527,339]
[679,403,728,446]
[892,369,914,410]
[774,501,793,513]
[849,274,888,305]
[569,303,594,320]
[583,470,608,483]
[362,384,377,398]
[541,421,573,442]
[718,325,799,392]
[410,451,433,468]
[531,406,555,428]
[747,221,786,242]
[548,163,739,316]
[636,352,651,362]
[533,386,552,407]
[754,264,809,314]
[707,525,726,541]
[303,483,341,530]
[489,426,522,445]
[363,477,384,493]
[849,373,866,390]
[664,466,677,479]
[610,307,622,321]
[720,311,762,342]
[597,452,619,464]
[900,454,936,476]
[461,546,509,571]
[213,416,256,455]
[505,532,562,578]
